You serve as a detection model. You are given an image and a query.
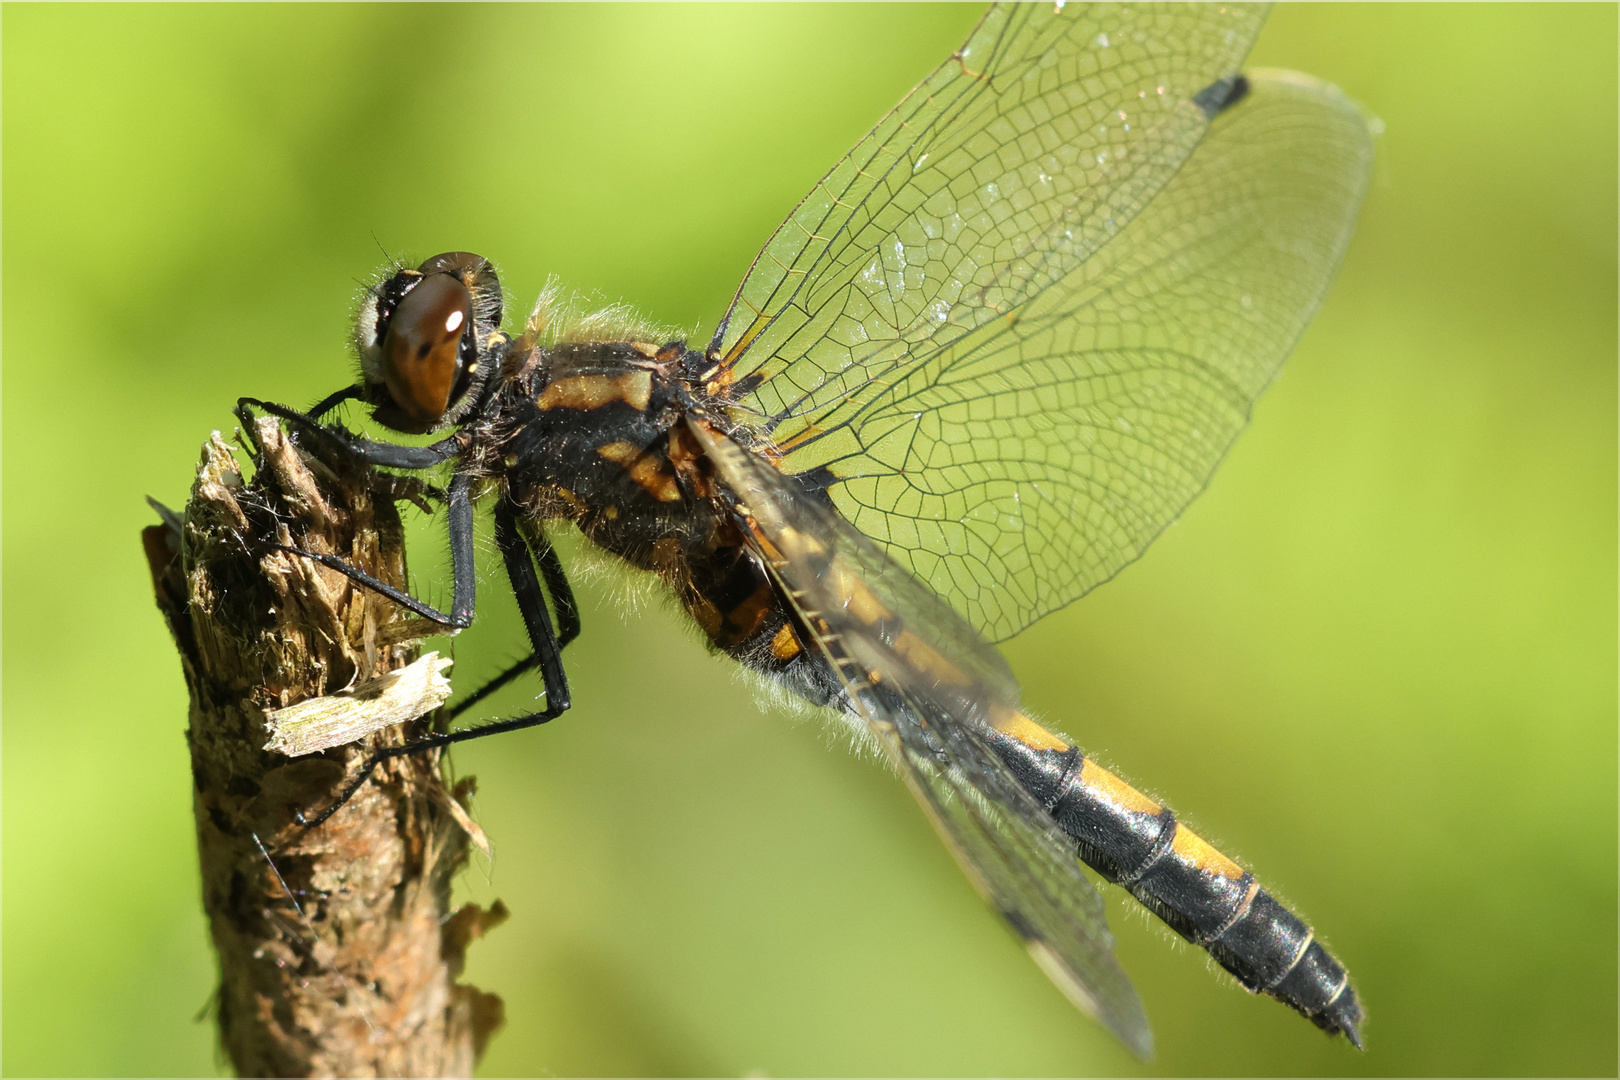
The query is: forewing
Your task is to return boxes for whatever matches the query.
[688,420,1153,1057]
[716,2,1268,377]
[719,2,1374,642]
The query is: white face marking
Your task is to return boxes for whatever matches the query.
[355,293,384,383]
[444,309,465,334]
[358,295,381,347]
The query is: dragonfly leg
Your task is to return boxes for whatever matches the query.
[236,396,462,470]
[447,530,582,719]
[307,383,363,420]
[278,472,476,630]
[298,498,573,827]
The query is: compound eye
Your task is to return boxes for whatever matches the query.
[380,273,473,425]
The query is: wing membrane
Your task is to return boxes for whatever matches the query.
[718,2,1374,641]
[689,420,1152,1056]
[717,3,1268,376]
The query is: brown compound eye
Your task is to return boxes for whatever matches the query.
[380,272,474,426]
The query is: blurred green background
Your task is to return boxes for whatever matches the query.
[4,4,1614,1076]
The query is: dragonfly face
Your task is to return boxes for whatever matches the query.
[243,2,1374,1058]
[351,252,503,434]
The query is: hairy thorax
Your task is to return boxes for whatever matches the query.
[463,336,816,685]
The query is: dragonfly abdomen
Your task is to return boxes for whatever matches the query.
[986,721,1364,1046]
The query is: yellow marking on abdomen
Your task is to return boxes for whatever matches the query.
[769,623,802,661]
[1078,758,1163,816]
[719,583,775,643]
[991,709,1071,751]
[892,630,974,689]
[825,559,888,625]
[538,371,653,412]
[1170,823,1247,881]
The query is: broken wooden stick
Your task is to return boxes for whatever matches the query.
[144,414,504,1077]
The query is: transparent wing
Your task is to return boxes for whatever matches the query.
[716,2,1268,374]
[716,1,1374,641]
[689,420,1152,1056]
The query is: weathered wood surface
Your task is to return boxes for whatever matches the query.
[144,416,504,1078]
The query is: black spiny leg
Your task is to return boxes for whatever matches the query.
[297,499,573,827]
[536,534,582,648]
[308,384,363,420]
[236,397,477,630]
[280,472,477,630]
[491,499,571,715]
[237,397,462,471]
[449,534,581,719]
[447,656,537,722]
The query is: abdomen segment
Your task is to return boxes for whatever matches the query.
[984,716,1364,1046]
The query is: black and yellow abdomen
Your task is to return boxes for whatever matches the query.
[983,716,1363,1045]
[680,516,1363,1045]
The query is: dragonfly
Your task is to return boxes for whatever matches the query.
[239,2,1373,1057]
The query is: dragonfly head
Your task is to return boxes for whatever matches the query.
[354,251,504,433]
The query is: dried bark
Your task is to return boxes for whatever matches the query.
[144,416,505,1078]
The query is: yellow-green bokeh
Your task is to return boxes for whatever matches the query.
[4,4,1613,1076]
